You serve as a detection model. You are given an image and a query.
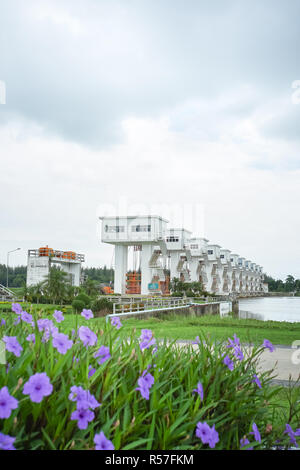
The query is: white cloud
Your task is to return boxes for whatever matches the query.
[1,91,300,280]
[1,0,300,281]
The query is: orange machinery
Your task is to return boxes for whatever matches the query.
[101,286,114,295]
[39,246,54,257]
[159,275,170,295]
[38,247,76,260]
[62,251,76,260]
[126,272,141,294]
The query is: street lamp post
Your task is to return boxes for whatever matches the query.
[7,248,21,288]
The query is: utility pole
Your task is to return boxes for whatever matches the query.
[7,248,21,288]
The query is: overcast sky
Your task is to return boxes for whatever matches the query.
[0,0,300,279]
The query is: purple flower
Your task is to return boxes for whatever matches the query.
[139,329,156,351]
[88,366,96,378]
[68,386,100,410]
[240,437,253,450]
[195,422,212,444]
[196,422,219,448]
[142,371,155,388]
[208,424,220,449]
[37,318,53,332]
[52,332,73,355]
[223,355,234,371]
[69,385,100,430]
[192,336,200,345]
[94,431,115,450]
[0,432,16,450]
[94,346,111,365]
[42,324,59,343]
[81,309,94,320]
[111,317,122,329]
[0,387,18,419]
[252,374,262,389]
[37,319,59,342]
[233,346,244,361]
[3,336,23,357]
[13,316,21,326]
[136,376,151,400]
[69,385,87,403]
[11,303,22,315]
[226,335,244,361]
[26,334,35,343]
[53,310,64,323]
[192,382,204,401]
[78,326,97,347]
[71,407,95,430]
[21,311,33,325]
[227,334,241,349]
[1,318,6,326]
[136,370,154,400]
[284,424,300,448]
[250,422,261,443]
[263,339,275,352]
[23,372,53,403]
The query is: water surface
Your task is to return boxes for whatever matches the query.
[238,297,300,323]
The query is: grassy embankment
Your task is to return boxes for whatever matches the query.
[1,300,300,346]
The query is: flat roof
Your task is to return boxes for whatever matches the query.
[99,215,169,223]
[166,228,193,234]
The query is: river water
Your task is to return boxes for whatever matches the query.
[238,297,300,323]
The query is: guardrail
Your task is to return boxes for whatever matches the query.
[112,297,193,315]
[109,295,233,315]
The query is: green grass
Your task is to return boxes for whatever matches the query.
[2,302,300,346]
[118,314,300,346]
[60,313,300,347]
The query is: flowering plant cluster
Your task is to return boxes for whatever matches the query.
[0,303,299,450]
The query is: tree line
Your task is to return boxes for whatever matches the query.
[0,264,114,288]
[1,263,300,294]
[264,275,300,293]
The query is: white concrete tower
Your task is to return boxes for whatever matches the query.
[220,249,232,294]
[184,238,209,289]
[99,215,168,295]
[229,254,240,293]
[165,228,192,282]
[26,247,84,287]
[206,245,221,293]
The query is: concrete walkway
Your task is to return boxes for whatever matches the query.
[175,341,300,385]
[256,346,300,383]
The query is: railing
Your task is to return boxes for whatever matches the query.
[28,249,85,262]
[108,294,234,315]
[112,297,192,314]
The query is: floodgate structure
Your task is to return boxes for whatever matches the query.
[26,246,85,287]
[99,215,268,296]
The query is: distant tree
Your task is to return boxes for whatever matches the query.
[285,275,296,292]
[81,278,100,298]
[42,267,71,304]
